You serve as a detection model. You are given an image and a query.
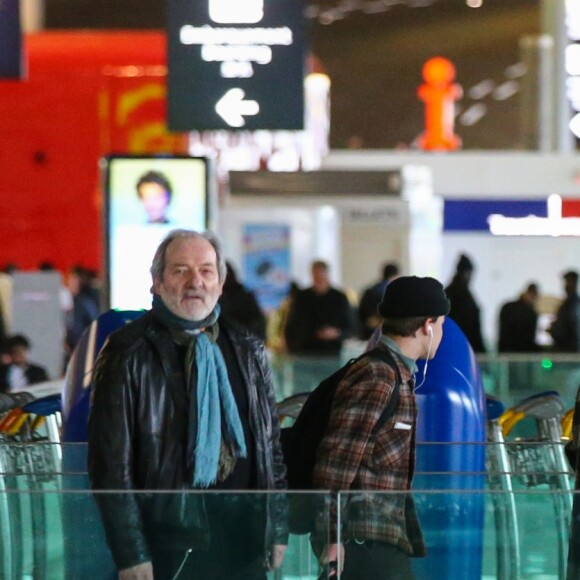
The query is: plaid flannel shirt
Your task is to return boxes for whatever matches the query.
[312,343,425,556]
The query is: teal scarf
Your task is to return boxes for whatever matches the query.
[151,295,247,487]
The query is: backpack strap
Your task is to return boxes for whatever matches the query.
[352,347,402,435]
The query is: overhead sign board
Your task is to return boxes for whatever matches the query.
[168,0,305,131]
[0,0,23,79]
[444,200,547,232]
[566,0,580,140]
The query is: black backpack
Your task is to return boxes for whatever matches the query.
[280,347,402,534]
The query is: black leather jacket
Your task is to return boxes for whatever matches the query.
[87,312,288,570]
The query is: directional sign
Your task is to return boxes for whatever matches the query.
[167,0,305,131]
[0,0,23,79]
[566,2,580,144]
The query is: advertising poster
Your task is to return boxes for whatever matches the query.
[105,155,208,310]
[242,224,291,312]
[167,0,304,130]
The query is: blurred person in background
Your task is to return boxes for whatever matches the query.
[498,283,541,353]
[1,263,18,275]
[285,260,353,356]
[549,270,580,352]
[358,262,400,340]
[0,293,6,348]
[0,340,10,365]
[219,261,267,340]
[0,264,15,345]
[66,265,101,353]
[0,334,48,393]
[267,281,300,354]
[445,253,486,353]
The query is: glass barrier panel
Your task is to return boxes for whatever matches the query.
[270,351,580,414]
[338,489,577,580]
[0,489,334,580]
[477,353,580,411]
[1,484,580,578]
[270,354,345,400]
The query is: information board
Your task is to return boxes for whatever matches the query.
[168,0,305,131]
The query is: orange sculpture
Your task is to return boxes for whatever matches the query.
[417,56,462,151]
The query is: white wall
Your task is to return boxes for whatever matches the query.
[220,194,418,300]
[11,272,64,380]
[335,198,410,295]
[442,233,577,350]
[221,165,442,301]
[219,205,341,288]
[321,151,580,350]
[322,151,580,198]
[221,152,580,348]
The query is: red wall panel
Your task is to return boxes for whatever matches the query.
[0,31,179,273]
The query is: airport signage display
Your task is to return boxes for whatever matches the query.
[444,200,547,232]
[566,1,580,139]
[445,197,580,235]
[167,0,305,131]
[0,0,22,79]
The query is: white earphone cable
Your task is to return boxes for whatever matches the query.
[414,328,433,391]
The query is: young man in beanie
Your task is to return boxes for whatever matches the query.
[312,276,450,579]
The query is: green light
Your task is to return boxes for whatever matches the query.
[541,359,553,370]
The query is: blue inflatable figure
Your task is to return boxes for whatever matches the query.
[61,310,144,580]
[412,317,487,580]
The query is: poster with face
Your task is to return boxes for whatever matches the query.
[104,155,208,311]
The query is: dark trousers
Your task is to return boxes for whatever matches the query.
[151,548,266,580]
[568,496,580,580]
[340,540,415,580]
[149,499,267,580]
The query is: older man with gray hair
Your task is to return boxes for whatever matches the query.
[88,229,288,580]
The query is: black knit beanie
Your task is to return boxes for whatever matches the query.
[378,276,450,318]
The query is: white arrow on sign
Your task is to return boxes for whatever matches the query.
[215,88,260,127]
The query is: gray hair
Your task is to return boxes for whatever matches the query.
[150,229,227,282]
